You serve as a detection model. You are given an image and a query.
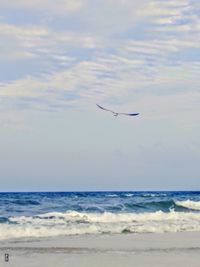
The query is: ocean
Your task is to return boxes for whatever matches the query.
[1,191,200,240]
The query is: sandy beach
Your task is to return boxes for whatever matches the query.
[1,232,200,267]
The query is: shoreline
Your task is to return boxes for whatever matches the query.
[1,232,200,266]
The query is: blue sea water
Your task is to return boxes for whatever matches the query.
[1,191,200,240]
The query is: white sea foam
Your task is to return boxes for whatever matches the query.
[124,193,134,197]
[1,210,200,240]
[107,194,118,197]
[175,200,200,210]
[143,194,156,197]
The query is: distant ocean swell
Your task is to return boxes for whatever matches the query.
[1,192,200,240]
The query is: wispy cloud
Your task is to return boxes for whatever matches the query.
[0,0,200,113]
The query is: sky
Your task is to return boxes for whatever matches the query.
[0,0,200,191]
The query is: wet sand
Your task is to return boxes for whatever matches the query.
[1,232,200,267]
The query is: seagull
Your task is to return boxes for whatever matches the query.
[96,104,139,117]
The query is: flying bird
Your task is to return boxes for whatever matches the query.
[96,104,139,117]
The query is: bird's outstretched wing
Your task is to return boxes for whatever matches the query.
[96,104,117,114]
[119,112,139,116]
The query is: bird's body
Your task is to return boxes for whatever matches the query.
[96,104,139,117]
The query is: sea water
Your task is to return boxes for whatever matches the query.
[1,191,200,240]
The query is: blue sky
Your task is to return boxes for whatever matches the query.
[0,0,200,191]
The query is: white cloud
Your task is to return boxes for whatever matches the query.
[141,0,200,37]
[0,0,200,113]
[139,0,190,17]
[0,22,103,64]
[0,43,200,112]
[0,23,49,60]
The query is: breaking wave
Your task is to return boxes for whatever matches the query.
[175,200,200,211]
[1,210,200,240]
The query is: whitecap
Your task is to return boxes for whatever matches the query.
[175,200,200,210]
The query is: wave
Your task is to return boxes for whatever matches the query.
[139,200,189,212]
[175,200,200,211]
[143,193,156,197]
[0,217,9,223]
[1,210,200,240]
[107,194,118,198]
[11,200,40,206]
[123,193,134,197]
